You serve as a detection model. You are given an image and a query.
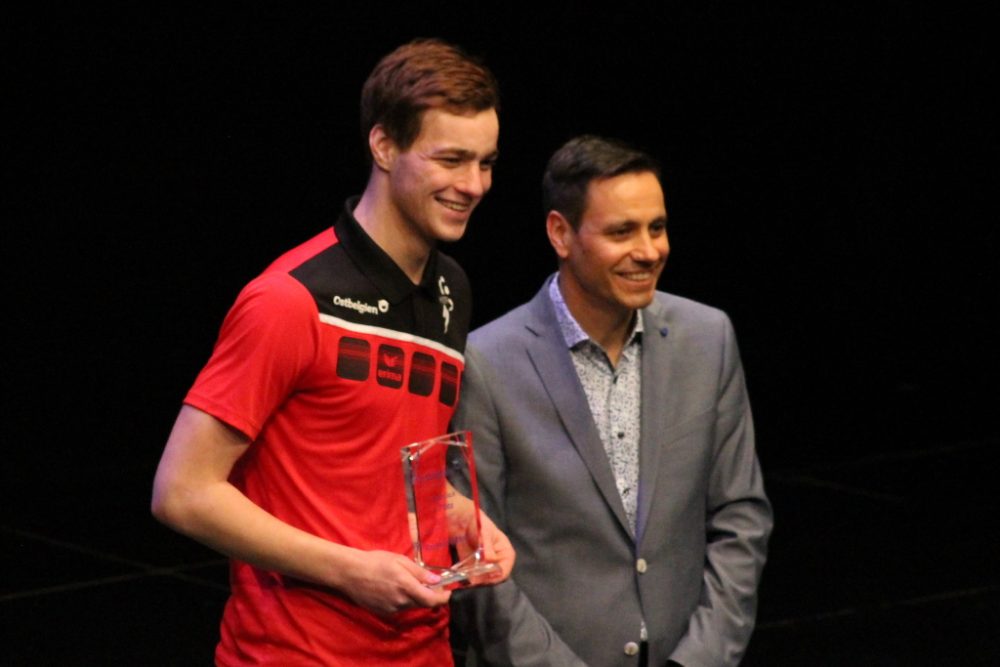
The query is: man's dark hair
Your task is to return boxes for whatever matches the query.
[360,38,500,154]
[542,135,661,229]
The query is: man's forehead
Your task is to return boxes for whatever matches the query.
[415,107,499,150]
[584,171,666,214]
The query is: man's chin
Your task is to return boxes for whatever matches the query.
[619,289,657,310]
[432,220,470,244]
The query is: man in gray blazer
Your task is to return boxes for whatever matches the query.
[452,135,772,666]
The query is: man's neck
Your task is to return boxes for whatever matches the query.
[353,185,431,285]
[557,274,636,367]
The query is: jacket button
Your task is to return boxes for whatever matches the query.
[624,641,640,656]
[636,558,648,573]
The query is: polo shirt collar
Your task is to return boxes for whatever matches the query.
[334,196,440,304]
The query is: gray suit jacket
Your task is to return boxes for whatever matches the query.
[452,278,772,667]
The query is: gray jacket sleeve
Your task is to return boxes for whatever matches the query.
[669,316,773,667]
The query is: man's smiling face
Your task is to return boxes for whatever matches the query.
[555,170,669,323]
[385,106,499,245]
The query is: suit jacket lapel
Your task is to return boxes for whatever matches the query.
[522,284,633,537]
[636,299,678,547]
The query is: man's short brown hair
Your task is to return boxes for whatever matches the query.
[360,38,500,153]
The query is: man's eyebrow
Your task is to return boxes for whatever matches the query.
[431,148,500,160]
[609,215,667,228]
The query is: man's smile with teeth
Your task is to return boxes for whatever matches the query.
[619,270,656,281]
[437,197,470,211]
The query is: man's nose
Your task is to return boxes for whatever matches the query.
[632,230,668,262]
[456,165,488,198]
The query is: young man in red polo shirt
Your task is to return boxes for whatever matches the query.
[152,39,514,666]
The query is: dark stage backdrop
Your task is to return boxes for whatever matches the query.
[6,5,995,498]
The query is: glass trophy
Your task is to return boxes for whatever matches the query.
[401,430,500,589]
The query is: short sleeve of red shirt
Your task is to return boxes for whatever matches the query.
[184,271,319,439]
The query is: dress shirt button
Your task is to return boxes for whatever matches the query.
[624,641,640,656]
[636,558,648,573]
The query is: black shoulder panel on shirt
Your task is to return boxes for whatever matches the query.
[289,242,471,354]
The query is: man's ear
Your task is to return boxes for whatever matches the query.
[368,124,397,172]
[546,210,574,260]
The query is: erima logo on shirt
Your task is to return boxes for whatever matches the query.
[332,295,389,316]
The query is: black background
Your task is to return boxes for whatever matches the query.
[8,3,995,472]
[5,3,998,664]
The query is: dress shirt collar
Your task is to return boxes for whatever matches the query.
[547,274,643,351]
